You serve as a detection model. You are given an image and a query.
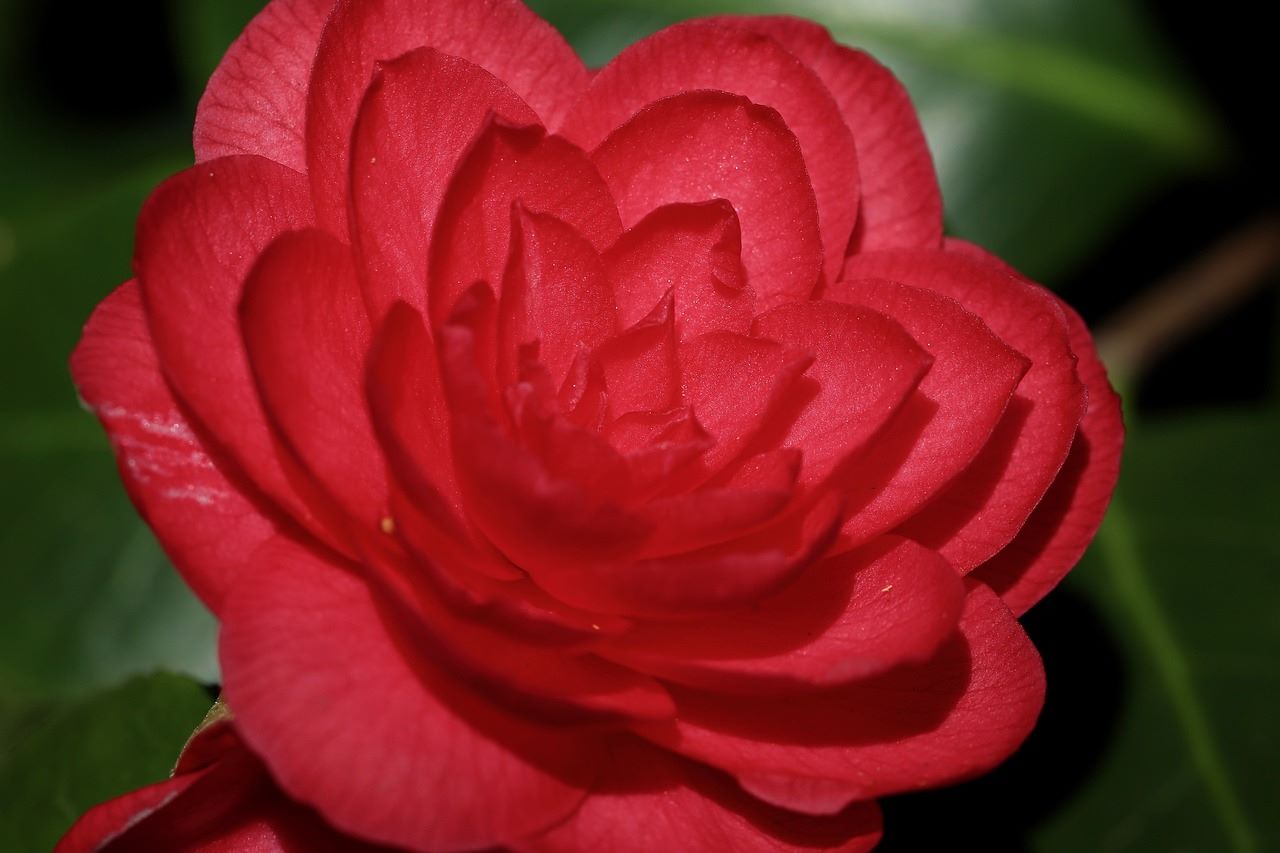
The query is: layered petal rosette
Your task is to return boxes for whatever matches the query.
[63,1,1123,850]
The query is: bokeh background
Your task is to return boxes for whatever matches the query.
[1,1,1276,850]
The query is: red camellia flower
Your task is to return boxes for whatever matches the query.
[62,0,1123,850]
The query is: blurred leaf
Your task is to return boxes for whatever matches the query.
[1037,409,1280,852]
[0,673,212,852]
[172,0,267,105]
[0,164,219,700]
[530,0,1223,282]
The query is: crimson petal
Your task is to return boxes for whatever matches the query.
[194,0,334,171]
[715,15,943,252]
[350,47,539,324]
[518,736,882,853]
[306,0,589,233]
[221,535,600,851]
[592,91,824,312]
[561,20,858,281]
[843,248,1086,570]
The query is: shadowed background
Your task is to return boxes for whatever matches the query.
[0,2,1276,850]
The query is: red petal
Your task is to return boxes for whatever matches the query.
[592,91,823,312]
[751,300,932,486]
[135,156,324,540]
[602,536,964,693]
[59,726,381,852]
[594,291,681,418]
[560,20,858,281]
[951,247,1123,613]
[642,581,1044,811]
[306,0,588,233]
[70,281,274,612]
[716,16,943,252]
[350,48,539,324]
[603,201,753,343]
[221,536,600,851]
[429,119,622,327]
[677,332,813,477]
[193,0,334,171]
[518,737,882,853]
[499,207,617,389]
[240,230,386,539]
[638,448,800,556]
[438,286,651,576]
[823,278,1028,546]
[843,249,1086,570]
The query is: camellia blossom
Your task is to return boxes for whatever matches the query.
[61,0,1123,850]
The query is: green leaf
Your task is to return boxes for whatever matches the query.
[1036,409,1280,852]
[530,0,1224,282]
[0,164,219,700]
[0,673,213,852]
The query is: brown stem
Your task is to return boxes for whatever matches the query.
[1096,215,1280,381]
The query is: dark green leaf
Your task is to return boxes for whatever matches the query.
[0,164,218,699]
[0,673,213,852]
[1037,409,1280,852]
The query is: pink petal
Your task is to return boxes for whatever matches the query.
[751,300,932,486]
[519,736,882,853]
[678,332,813,477]
[499,207,617,389]
[603,200,753,343]
[221,535,600,851]
[193,0,334,171]
[135,156,326,543]
[715,16,943,252]
[843,249,1086,570]
[350,48,539,324]
[306,0,589,233]
[239,229,386,540]
[560,20,858,280]
[822,278,1028,546]
[592,91,823,312]
[602,536,964,693]
[70,282,273,612]
[641,581,1044,812]
[429,118,622,326]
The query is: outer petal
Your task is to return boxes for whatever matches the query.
[751,300,933,486]
[220,535,600,852]
[519,737,882,853]
[70,281,273,612]
[350,47,539,323]
[306,0,589,233]
[842,248,1086,570]
[642,581,1044,814]
[823,278,1028,546]
[429,119,622,327]
[973,314,1122,610]
[240,229,386,538]
[560,20,859,280]
[601,536,964,693]
[57,725,384,852]
[715,15,943,252]
[193,0,334,170]
[135,156,323,540]
[592,91,823,312]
